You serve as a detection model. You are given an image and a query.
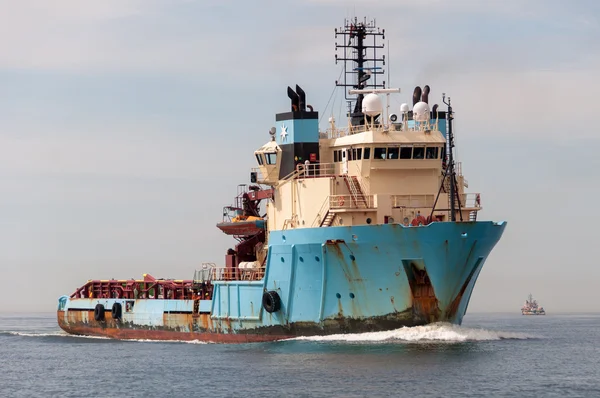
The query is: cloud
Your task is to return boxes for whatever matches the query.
[0,0,247,75]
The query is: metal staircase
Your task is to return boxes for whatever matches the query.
[469,211,477,221]
[320,211,336,227]
[344,176,368,208]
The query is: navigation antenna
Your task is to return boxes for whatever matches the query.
[444,95,463,222]
[335,17,385,126]
[430,94,463,222]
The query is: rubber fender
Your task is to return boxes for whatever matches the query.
[262,290,281,313]
[111,302,122,320]
[94,303,105,321]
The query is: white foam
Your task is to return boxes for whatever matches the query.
[5,331,109,339]
[289,323,537,343]
[4,330,209,344]
[121,338,209,344]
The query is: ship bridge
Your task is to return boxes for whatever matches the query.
[249,18,481,232]
[250,97,480,231]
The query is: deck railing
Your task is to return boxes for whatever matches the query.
[324,120,441,139]
[391,194,436,208]
[460,193,481,209]
[195,263,264,282]
[329,194,375,209]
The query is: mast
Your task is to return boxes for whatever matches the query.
[443,94,462,222]
[335,17,385,126]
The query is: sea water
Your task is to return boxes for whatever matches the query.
[1,313,598,397]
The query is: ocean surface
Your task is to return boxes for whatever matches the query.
[1,312,599,398]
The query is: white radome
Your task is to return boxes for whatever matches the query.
[413,101,430,122]
[400,103,409,113]
[362,93,383,116]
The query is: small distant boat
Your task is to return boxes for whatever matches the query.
[521,294,545,315]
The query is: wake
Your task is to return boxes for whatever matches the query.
[0,331,208,344]
[290,323,537,343]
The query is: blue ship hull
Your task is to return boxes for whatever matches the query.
[57,221,506,342]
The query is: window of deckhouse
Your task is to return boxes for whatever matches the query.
[413,147,425,159]
[334,151,338,162]
[347,149,353,161]
[265,153,277,165]
[374,147,387,159]
[426,147,439,159]
[363,147,371,160]
[255,154,264,165]
[400,147,412,159]
[387,147,399,159]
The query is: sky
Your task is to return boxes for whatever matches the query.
[1,0,599,313]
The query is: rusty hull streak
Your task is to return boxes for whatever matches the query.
[58,311,287,343]
[390,296,398,312]
[326,240,366,284]
[326,240,369,318]
[57,307,432,343]
[337,298,344,317]
[446,258,480,319]
[403,262,441,323]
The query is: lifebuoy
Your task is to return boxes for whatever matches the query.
[111,302,122,320]
[94,303,105,321]
[262,290,281,313]
[337,196,345,206]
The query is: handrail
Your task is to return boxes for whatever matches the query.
[204,267,265,282]
[282,214,298,230]
[323,120,441,139]
[392,194,435,208]
[460,193,481,209]
[330,194,374,210]
[312,196,331,227]
[276,167,303,188]
[300,162,337,177]
[353,163,370,195]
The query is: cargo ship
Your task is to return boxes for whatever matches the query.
[521,294,545,315]
[57,17,506,343]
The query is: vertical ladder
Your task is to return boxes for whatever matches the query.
[448,188,453,221]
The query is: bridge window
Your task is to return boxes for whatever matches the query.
[400,147,412,159]
[426,147,439,159]
[413,147,425,159]
[352,148,363,160]
[265,153,277,165]
[255,154,264,165]
[374,147,387,159]
[363,147,370,160]
[334,150,338,162]
[347,149,353,161]
[387,147,399,159]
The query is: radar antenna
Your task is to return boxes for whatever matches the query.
[335,17,385,126]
